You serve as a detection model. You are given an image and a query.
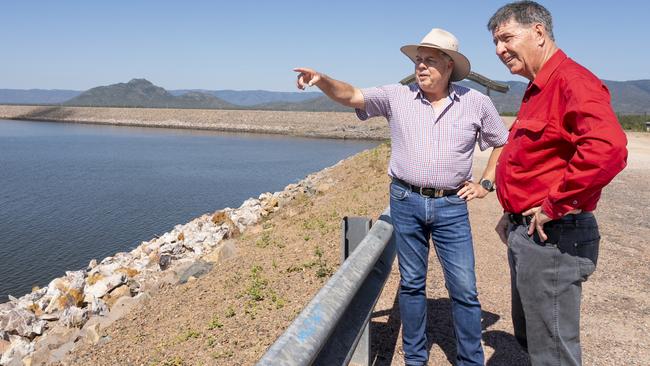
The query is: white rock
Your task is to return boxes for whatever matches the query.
[106,293,151,323]
[39,312,60,322]
[64,270,85,290]
[113,251,133,263]
[60,306,88,328]
[87,296,109,317]
[159,232,177,244]
[143,240,161,255]
[0,302,15,318]
[87,258,98,270]
[0,309,47,339]
[191,232,208,244]
[80,321,102,345]
[41,272,85,314]
[0,338,8,356]
[13,288,46,311]
[0,336,33,366]
[30,324,80,364]
[83,274,126,301]
[44,278,65,299]
[229,199,263,231]
[131,256,150,271]
[258,192,273,200]
[129,246,145,259]
[203,240,237,264]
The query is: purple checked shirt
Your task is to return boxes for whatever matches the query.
[356,83,508,189]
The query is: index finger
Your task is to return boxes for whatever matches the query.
[293,67,311,74]
[536,224,548,241]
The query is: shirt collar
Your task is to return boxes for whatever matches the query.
[413,83,459,102]
[531,49,567,90]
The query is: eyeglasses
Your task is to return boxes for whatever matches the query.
[414,56,448,67]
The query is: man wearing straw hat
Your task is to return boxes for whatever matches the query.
[295,28,508,366]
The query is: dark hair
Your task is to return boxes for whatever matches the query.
[487,1,554,40]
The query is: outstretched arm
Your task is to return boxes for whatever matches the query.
[294,67,365,109]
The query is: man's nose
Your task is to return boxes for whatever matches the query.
[495,41,506,57]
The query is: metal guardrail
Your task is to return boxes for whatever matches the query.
[256,208,396,365]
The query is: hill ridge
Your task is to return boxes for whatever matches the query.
[2,78,649,114]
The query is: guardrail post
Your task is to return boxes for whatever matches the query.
[341,217,372,366]
[256,208,395,366]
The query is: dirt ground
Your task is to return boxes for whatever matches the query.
[371,132,650,366]
[63,132,649,365]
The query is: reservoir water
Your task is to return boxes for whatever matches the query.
[0,119,378,301]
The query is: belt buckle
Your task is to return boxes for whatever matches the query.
[508,213,530,225]
[419,187,444,198]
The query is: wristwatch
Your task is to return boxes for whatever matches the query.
[480,179,495,192]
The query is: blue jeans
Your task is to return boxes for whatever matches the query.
[390,182,484,366]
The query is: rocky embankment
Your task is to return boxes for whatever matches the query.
[0,105,389,140]
[0,166,338,365]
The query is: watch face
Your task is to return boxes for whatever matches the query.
[481,180,493,191]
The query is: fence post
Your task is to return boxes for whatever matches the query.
[256,208,395,366]
[341,217,372,366]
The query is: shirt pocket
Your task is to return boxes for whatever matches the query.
[508,118,550,168]
[451,121,479,151]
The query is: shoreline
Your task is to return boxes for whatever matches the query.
[0,105,390,141]
[0,148,357,364]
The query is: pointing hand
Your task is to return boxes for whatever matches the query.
[293,67,322,90]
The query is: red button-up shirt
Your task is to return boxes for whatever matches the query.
[495,49,628,219]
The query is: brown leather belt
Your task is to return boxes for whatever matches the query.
[392,177,460,198]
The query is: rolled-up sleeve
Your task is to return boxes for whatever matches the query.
[355,86,391,121]
[477,95,509,151]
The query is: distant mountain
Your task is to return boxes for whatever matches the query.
[2,78,648,114]
[0,89,81,104]
[63,79,237,109]
[62,79,345,111]
[252,96,353,112]
[459,79,650,115]
[170,89,322,106]
[603,80,650,115]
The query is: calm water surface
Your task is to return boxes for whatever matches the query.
[0,119,378,301]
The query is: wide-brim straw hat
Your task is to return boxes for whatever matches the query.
[400,28,471,82]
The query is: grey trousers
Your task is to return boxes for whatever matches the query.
[507,213,600,366]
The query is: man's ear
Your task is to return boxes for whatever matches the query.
[533,23,547,46]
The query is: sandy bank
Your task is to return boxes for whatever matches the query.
[0,105,390,140]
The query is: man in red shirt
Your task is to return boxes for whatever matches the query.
[488,1,627,365]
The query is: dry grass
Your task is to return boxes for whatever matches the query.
[63,132,650,365]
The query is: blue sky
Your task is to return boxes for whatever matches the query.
[2,0,648,91]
